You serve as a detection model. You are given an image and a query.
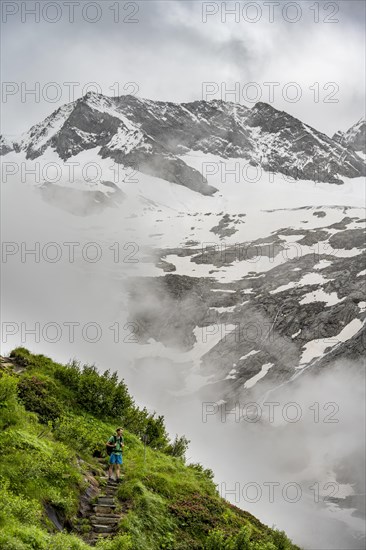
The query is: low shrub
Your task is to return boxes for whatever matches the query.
[17,376,63,424]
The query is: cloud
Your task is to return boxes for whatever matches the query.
[1,1,364,136]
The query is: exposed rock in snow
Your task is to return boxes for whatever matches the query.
[4,93,365,193]
[0,135,14,155]
[333,118,366,154]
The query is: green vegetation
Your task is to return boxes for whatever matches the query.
[0,348,300,550]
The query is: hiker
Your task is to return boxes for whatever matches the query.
[106,427,124,482]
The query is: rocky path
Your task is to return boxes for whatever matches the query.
[88,476,122,545]
[1,356,125,546]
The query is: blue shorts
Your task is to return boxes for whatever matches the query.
[109,453,122,465]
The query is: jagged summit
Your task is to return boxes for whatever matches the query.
[333,118,366,154]
[2,93,365,193]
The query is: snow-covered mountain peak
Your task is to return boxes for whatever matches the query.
[2,94,365,193]
[18,100,77,156]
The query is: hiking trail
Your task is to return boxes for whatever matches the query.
[87,461,123,545]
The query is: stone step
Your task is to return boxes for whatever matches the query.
[93,505,116,515]
[91,515,119,525]
[92,524,116,533]
[92,513,120,519]
[91,521,119,528]
[97,497,115,505]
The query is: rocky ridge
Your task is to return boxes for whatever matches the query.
[2,94,365,194]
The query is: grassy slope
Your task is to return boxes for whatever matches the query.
[0,349,300,550]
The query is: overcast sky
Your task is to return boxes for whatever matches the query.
[1,0,365,137]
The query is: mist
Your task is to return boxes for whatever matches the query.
[124,294,366,549]
[2,169,365,549]
[1,2,365,548]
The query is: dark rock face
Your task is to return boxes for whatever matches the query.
[155,259,177,273]
[297,230,329,246]
[13,93,217,196]
[127,217,366,404]
[243,103,365,183]
[333,119,366,154]
[44,502,67,531]
[7,93,365,192]
[328,228,366,250]
[52,103,122,160]
[0,135,14,155]
[210,214,240,238]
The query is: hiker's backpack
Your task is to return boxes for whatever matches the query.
[106,435,117,456]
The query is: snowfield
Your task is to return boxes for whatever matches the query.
[1,128,365,550]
